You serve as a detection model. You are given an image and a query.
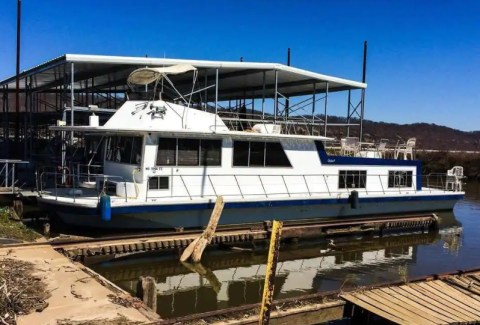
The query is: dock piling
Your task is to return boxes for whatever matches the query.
[136,276,157,311]
[259,220,283,325]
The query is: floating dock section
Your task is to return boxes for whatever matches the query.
[342,271,480,324]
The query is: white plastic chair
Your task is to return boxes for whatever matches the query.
[395,138,416,160]
[446,166,464,191]
[376,139,388,158]
[342,137,360,157]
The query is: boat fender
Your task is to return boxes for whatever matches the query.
[99,194,111,222]
[349,190,359,209]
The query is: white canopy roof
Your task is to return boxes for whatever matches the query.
[127,64,197,85]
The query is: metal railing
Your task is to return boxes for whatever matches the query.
[145,172,462,201]
[0,159,29,194]
[38,170,128,203]
[36,169,463,204]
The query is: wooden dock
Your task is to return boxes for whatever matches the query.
[342,271,480,324]
[47,213,437,259]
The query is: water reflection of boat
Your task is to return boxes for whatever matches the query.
[90,220,462,317]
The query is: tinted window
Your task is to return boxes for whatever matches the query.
[233,141,249,166]
[388,171,413,188]
[339,170,367,189]
[200,140,222,166]
[249,142,265,166]
[157,138,177,166]
[106,136,142,165]
[149,176,169,190]
[178,139,200,166]
[265,142,291,167]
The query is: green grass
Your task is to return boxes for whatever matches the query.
[0,207,42,242]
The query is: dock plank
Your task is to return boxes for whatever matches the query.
[425,281,480,316]
[417,281,480,317]
[362,290,437,325]
[388,286,459,324]
[394,285,473,322]
[408,283,478,321]
[341,293,411,325]
[379,287,452,324]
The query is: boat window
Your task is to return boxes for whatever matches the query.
[233,141,291,167]
[232,141,249,166]
[156,138,222,166]
[388,171,413,188]
[106,136,142,165]
[249,142,265,166]
[265,142,291,167]
[178,139,200,166]
[149,176,169,190]
[157,138,177,166]
[200,139,222,166]
[339,170,367,189]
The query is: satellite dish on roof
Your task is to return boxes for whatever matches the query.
[127,64,197,86]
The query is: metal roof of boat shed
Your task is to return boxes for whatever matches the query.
[0,54,366,100]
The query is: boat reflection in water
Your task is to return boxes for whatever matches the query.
[89,212,462,318]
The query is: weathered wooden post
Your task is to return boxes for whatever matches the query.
[136,276,157,311]
[180,196,224,263]
[43,222,50,237]
[259,220,283,325]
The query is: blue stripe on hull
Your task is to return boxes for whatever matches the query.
[38,194,464,229]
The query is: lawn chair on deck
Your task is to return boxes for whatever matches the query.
[376,139,388,158]
[341,137,360,157]
[446,166,464,191]
[395,138,416,160]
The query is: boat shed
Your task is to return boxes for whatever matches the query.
[0,54,367,161]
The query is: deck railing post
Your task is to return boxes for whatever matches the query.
[378,175,385,194]
[258,175,268,198]
[281,175,290,197]
[179,175,192,200]
[5,161,8,192]
[233,175,244,198]
[11,163,15,193]
[323,175,331,196]
[208,175,217,197]
[303,175,312,196]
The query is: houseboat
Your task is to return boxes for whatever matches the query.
[36,61,465,229]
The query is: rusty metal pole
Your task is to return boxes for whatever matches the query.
[15,0,22,152]
[259,220,283,325]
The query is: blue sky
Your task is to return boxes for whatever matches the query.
[1,0,479,131]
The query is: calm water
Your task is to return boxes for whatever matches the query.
[89,181,480,318]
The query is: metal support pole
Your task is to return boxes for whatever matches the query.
[261,71,266,119]
[346,90,351,137]
[214,68,219,132]
[285,48,290,117]
[15,0,21,150]
[274,70,278,123]
[259,220,283,325]
[360,41,368,142]
[324,82,329,138]
[360,89,365,142]
[204,71,208,111]
[362,41,368,84]
[24,77,28,159]
[311,83,316,134]
[70,62,75,143]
